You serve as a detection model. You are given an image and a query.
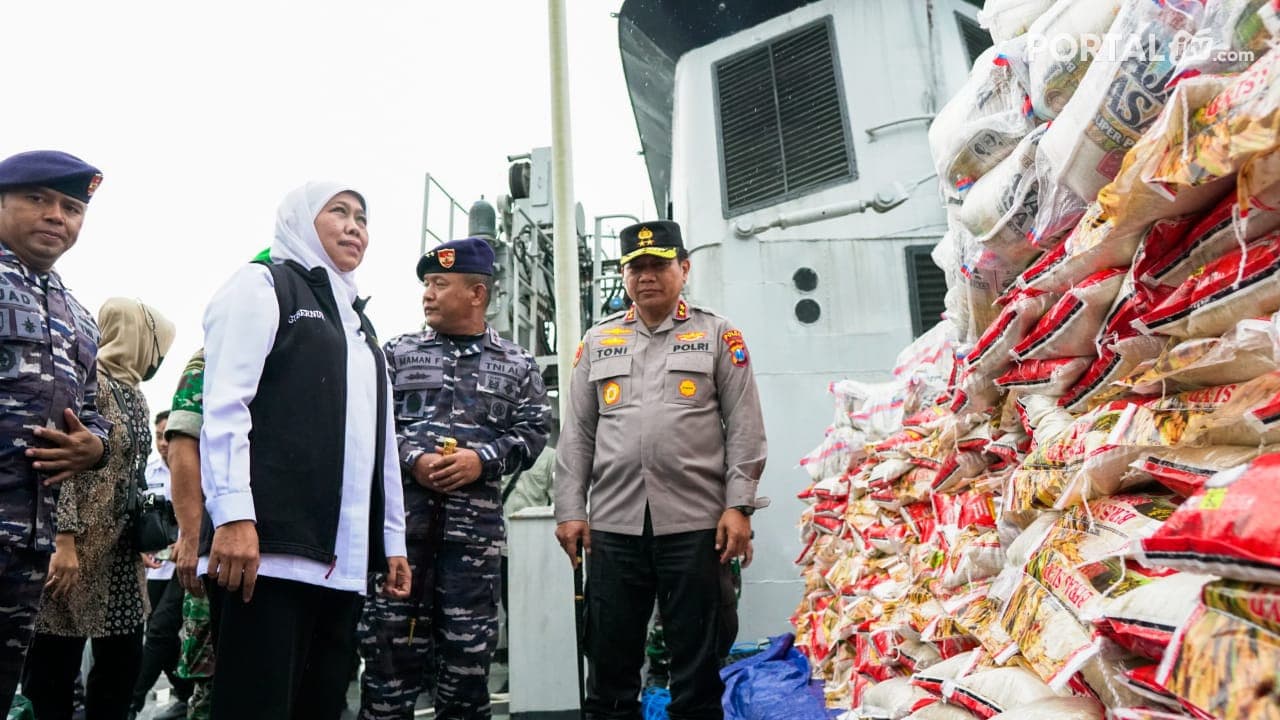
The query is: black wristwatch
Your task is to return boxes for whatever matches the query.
[731,505,755,517]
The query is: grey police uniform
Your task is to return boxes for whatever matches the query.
[555,297,767,720]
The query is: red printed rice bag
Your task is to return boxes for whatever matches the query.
[1135,234,1280,338]
[1131,444,1278,496]
[1141,453,1280,583]
[911,650,979,695]
[1119,664,1180,711]
[995,357,1091,396]
[1123,315,1279,394]
[857,678,939,720]
[1014,268,1126,360]
[966,289,1057,378]
[988,697,1104,720]
[1137,185,1280,288]
[1086,572,1213,660]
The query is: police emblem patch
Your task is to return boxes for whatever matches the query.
[722,329,749,368]
[86,173,103,198]
[603,381,622,406]
[438,248,456,269]
[679,379,697,397]
[636,227,655,247]
[573,341,583,368]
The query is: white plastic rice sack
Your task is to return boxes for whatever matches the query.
[930,45,1036,198]
[905,704,979,720]
[1024,0,1125,119]
[911,650,980,696]
[858,678,939,720]
[1170,0,1278,84]
[833,378,907,440]
[995,357,1091,396]
[1039,0,1205,201]
[979,0,1058,43]
[988,697,1104,720]
[960,126,1047,256]
[1126,316,1280,393]
[944,666,1063,719]
[1132,443,1279,495]
[1013,267,1126,359]
[1083,572,1215,660]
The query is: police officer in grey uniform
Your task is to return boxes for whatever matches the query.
[555,220,768,720]
[359,237,551,720]
[0,150,111,708]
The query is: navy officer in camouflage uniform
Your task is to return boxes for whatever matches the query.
[359,237,551,720]
[0,150,111,708]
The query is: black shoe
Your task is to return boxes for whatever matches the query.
[154,701,189,720]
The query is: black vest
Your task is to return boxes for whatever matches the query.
[201,260,389,572]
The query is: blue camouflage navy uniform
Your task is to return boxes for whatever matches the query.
[0,152,110,708]
[359,242,551,720]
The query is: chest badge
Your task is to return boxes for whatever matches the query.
[603,381,622,406]
[679,379,697,398]
[599,337,628,347]
[676,331,705,342]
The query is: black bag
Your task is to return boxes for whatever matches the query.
[107,377,180,553]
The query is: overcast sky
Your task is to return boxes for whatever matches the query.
[3,0,652,424]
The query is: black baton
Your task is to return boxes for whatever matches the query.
[574,540,587,720]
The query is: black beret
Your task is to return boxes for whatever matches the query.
[417,237,496,279]
[0,150,102,203]
[619,220,683,265]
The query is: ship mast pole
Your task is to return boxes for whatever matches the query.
[548,0,581,423]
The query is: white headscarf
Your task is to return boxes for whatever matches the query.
[270,181,366,306]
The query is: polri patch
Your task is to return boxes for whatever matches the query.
[573,342,583,368]
[722,329,749,368]
[603,380,622,406]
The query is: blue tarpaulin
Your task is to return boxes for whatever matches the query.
[720,634,833,720]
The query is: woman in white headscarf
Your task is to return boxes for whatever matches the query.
[198,182,410,720]
[23,298,175,720]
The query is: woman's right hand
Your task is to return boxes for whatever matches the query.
[45,533,81,599]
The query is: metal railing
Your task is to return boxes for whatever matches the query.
[419,172,471,257]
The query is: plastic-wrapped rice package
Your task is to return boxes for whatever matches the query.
[1141,453,1280,583]
[1059,337,1167,412]
[911,650,980,695]
[1131,442,1278,495]
[1117,664,1183,711]
[1023,0,1125,119]
[1093,73,1236,240]
[1014,268,1127,359]
[1135,233,1280,338]
[1169,0,1279,84]
[958,228,1037,335]
[1018,203,1144,294]
[960,126,1047,254]
[856,678,940,720]
[1149,44,1280,189]
[1105,710,1196,720]
[1123,315,1279,393]
[1082,572,1214,660]
[929,45,1037,198]
[1156,579,1280,720]
[1072,644,1160,711]
[988,696,1105,720]
[1181,370,1280,445]
[904,703,980,720]
[995,357,1092,395]
[1039,0,1205,201]
[943,665,1066,718]
[978,0,1058,43]
[966,289,1058,379]
[833,378,908,441]
[1137,173,1280,288]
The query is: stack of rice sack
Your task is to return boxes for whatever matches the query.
[793,1,1280,718]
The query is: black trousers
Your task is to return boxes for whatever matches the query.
[584,520,737,720]
[208,576,363,720]
[131,578,192,709]
[22,627,144,720]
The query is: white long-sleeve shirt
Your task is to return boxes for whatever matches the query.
[199,263,407,593]
[144,457,175,582]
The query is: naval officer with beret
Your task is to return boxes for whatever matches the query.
[359,237,551,720]
[554,220,768,720]
[0,150,112,707]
